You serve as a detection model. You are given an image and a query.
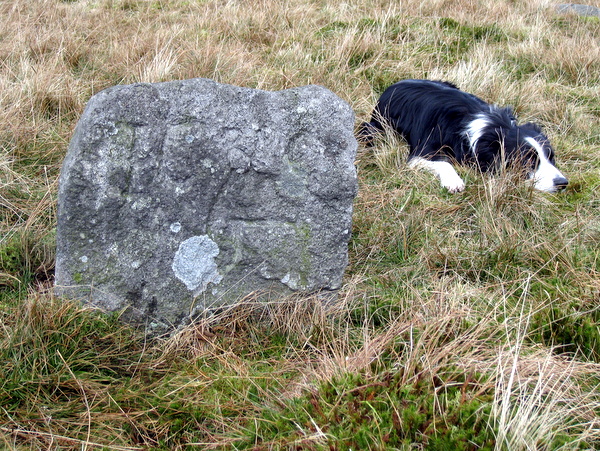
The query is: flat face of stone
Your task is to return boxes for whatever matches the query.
[55,78,357,332]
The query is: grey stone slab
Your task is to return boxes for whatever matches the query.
[55,78,358,334]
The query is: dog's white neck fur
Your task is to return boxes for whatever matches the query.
[525,137,567,192]
[409,157,466,192]
[465,114,490,152]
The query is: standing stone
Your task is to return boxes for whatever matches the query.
[55,78,357,333]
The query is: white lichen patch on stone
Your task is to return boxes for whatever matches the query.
[280,273,302,290]
[170,222,182,233]
[172,235,223,293]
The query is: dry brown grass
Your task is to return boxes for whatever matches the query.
[1,0,599,448]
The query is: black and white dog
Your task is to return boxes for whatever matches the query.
[360,79,568,193]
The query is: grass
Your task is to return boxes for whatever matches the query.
[1,0,600,448]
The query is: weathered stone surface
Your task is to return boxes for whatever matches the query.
[55,78,357,333]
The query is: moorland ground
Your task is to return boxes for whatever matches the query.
[1,0,599,449]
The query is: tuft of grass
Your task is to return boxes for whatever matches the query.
[493,307,600,451]
[243,370,496,450]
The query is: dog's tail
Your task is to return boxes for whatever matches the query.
[356,120,383,147]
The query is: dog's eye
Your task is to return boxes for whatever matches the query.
[537,141,555,162]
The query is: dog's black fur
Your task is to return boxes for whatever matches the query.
[360,79,568,192]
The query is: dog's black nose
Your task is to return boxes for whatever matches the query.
[554,176,569,190]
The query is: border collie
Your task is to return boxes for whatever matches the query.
[360,79,568,193]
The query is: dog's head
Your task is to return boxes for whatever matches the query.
[510,123,568,192]
[477,120,568,192]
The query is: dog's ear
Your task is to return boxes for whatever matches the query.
[503,106,516,118]
[497,106,517,126]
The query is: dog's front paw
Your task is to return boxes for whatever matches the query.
[439,173,465,193]
[409,158,466,193]
[443,180,465,193]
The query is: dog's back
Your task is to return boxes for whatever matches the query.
[362,80,495,160]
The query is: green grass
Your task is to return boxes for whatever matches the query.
[1,0,600,449]
[241,370,496,450]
